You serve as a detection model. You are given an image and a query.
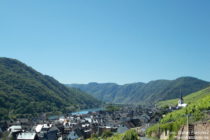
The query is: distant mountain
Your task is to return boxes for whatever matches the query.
[0,57,100,119]
[68,77,210,104]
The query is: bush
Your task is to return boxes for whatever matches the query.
[123,129,139,140]
[102,131,113,138]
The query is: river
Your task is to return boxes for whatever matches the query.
[48,107,103,120]
[71,107,103,115]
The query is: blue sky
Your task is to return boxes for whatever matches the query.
[0,0,210,84]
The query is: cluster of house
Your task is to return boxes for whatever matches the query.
[0,105,162,140]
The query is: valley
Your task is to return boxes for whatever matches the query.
[1,0,210,139]
[68,77,209,105]
[0,57,210,140]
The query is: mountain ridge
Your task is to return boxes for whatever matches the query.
[68,77,210,104]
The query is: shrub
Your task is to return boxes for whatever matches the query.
[123,129,139,140]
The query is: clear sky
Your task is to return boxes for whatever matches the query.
[0,0,210,84]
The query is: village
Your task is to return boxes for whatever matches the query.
[0,105,165,140]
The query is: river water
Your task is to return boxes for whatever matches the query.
[48,108,103,120]
[71,107,103,115]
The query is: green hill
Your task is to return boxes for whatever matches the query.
[0,57,100,119]
[68,77,209,104]
[158,86,210,107]
[146,86,210,139]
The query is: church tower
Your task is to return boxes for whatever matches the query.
[178,90,183,105]
[177,88,187,108]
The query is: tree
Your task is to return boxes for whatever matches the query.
[123,129,139,140]
[102,131,113,138]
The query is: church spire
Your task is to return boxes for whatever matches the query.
[177,88,187,108]
[179,88,183,103]
[180,88,183,100]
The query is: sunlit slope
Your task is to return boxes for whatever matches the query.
[158,86,210,107]
[147,87,210,138]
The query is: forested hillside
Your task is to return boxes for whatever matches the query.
[68,77,209,104]
[0,58,100,119]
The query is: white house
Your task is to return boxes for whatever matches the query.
[17,132,38,140]
[7,125,22,133]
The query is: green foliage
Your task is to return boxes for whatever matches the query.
[88,129,139,140]
[105,104,120,112]
[89,133,100,140]
[107,133,124,140]
[102,131,114,138]
[1,131,13,140]
[0,57,100,119]
[146,89,210,138]
[69,77,209,104]
[158,86,210,107]
[122,129,139,140]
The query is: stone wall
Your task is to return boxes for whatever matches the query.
[176,122,210,140]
